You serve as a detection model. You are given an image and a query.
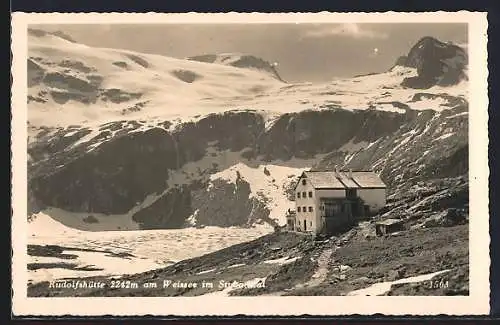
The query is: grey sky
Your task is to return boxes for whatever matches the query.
[35,23,467,82]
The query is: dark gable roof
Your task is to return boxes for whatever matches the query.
[301,170,386,189]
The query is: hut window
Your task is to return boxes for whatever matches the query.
[302,179,306,185]
[309,206,313,212]
[297,207,301,212]
[308,191,313,198]
[297,192,301,198]
[310,221,312,227]
[302,192,306,198]
[303,206,307,213]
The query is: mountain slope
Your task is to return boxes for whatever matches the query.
[28,30,467,130]
[27,29,284,127]
[27,32,469,233]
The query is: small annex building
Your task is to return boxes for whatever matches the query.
[375,219,405,236]
[292,168,386,234]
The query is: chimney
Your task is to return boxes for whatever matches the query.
[334,165,339,177]
[349,168,353,179]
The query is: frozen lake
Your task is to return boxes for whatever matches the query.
[28,212,272,283]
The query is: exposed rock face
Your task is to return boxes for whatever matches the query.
[191,178,271,227]
[422,208,468,228]
[376,176,468,225]
[101,89,142,103]
[31,127,179,214]
[83,215,99,224]
[316,104,468,192]
[171,70,202,83]
[27,56,150,106]
[28,100,468,229]
[257,110,410,161]
[28,109,409,214]
[394,56,408,67]
[230,55,284,82]
[131,186,193,229]
[396,37,468,89]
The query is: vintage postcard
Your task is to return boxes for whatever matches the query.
[11,12,489,316]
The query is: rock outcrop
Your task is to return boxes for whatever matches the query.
[395,37,468,89]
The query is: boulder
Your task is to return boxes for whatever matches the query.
[423,208,467,228]
[386,267,406,281]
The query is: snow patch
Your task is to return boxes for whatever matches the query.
[375,103,406,114]
[388,129,419,155]
[446,111,468,119]
[226,263,246,269]
[63,130,80,137]
[339,138,370,153]
[196,268,217,275]
[347,269,451,296]
[435,133,454,141]
[365,140,379,150]
[262,256,300,265]
[187,210,199,226]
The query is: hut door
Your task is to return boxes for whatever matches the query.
[350,202,357,216]
[304,219,307,231]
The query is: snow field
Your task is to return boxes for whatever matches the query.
[28,31,467,129]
